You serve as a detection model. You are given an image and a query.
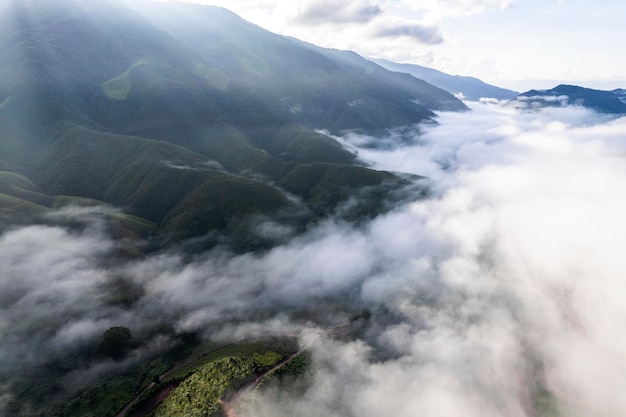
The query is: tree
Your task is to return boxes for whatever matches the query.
[100,326,131,359]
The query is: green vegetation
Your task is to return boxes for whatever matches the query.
[532,382,561,417]
[252,124,356,165]
[191,123,288,175]
[160,173,292,244]
[162,338,299,383]
[192,63,231,91]
[100,326,132,359]
[39,358,172,417]
[0,0,439,253]
[278,162,397,214]
[102,57,174,100]
[153,352,282,417]
[6,336,299,417]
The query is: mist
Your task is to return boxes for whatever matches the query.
[3,101,626,416]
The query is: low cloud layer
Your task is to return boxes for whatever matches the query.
[251,103,626,416]
[3,102,626,416]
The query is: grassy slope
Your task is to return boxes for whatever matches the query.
[102,57,176,100]
[26,123,302,247]
[159,172,294,245]
[153,353,282,417]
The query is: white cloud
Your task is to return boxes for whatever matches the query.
[156,0,510,63]
[397,0,513,20]
[293,1,382,24]
[244,104,626,416]
[5,101,626,415]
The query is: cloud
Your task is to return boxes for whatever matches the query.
[5,101,626,415]
[375,23,443,44]
[398,0,513,19]
[244,103,626,416]
[294,1,382,24]
[0,225,113,371]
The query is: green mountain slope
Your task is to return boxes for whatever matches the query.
[0,0,459,250]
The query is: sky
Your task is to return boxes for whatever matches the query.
[156,0,626,91]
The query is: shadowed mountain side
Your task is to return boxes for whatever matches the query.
[24,124,299,247]
[1,122,404,250]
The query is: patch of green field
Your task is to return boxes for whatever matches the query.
[192,63,231,91]
[101,57,174,100]
[102,70,132,100]
[163,338,298,383]
[221,45,275,79]
[153,352,282,417]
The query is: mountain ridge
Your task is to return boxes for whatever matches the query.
[511,84,626,113]
[0,0,462,251]
[373,58,518,101]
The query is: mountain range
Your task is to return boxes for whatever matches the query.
[510,84,626,114]
[373,58,519,101]
[0,0,468,252]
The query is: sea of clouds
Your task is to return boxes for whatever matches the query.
[2,101,626,416]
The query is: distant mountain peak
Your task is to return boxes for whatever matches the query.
[511,84,626,114]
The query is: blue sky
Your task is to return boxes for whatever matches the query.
[158,0,626,91]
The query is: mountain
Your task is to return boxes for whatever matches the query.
[0,0,466,251]
[373,58,518,101]
[511,84,626,114]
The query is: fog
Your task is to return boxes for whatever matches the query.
[3,102,626,416]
